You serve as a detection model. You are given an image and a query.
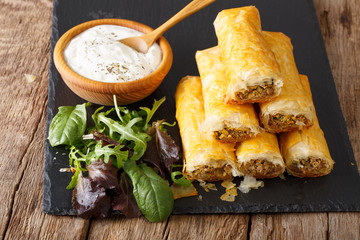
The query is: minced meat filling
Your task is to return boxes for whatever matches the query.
[240,159,283,178]
[289,158,329,175]
[268,114,309,130]
[214,127,250,142]
[188,164,233,181]
[236,81,275,100]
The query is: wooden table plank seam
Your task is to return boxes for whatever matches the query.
[326,212,330,240]
[247,214,252,240]
[84,219,92,240]
[162,218,170,240]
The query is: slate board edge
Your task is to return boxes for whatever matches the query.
[42,0,60,214]
[43,200,360,216]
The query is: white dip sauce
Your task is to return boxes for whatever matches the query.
[63,25,162,82]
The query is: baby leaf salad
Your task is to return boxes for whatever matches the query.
[48,97,191,222]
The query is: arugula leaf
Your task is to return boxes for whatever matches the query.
[113,95,128,124]
[69,146,90,167]
[157,121,176,132]
[140,97,166,129]
[66,147,89,190]
[48,102,90,147]
[93,111,150,161]
[123,159,174,222]
[66,164,81,190]
[93,142,128,168]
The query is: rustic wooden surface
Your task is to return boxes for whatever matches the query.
[0,0,359,239]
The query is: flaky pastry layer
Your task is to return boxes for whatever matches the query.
[279,75,334,177]
[236,132,285,178]
[259,31,315,133]
[175,76,240,181]
[214,6,283,104]
[196,46,260,143]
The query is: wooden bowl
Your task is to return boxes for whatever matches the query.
[53,19,173,106]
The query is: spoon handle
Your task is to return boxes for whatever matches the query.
[149,0,216,43]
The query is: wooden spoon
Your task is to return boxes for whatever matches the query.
[120,0,216,53]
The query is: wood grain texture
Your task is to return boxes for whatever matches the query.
[0,0,53,238]
[88,216,167,240]
[328,212,360,240]
[165,214,249,240]
[249,213,328,240]
[0,0,89,239]
[0,0,358,239]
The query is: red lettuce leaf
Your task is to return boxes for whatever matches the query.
[73,159,119,218]
[156,126,180,172]
[72,174,112,219]
[86,159,119,189]
[92,130,121,147]
[142,121,180,179]
[73,159,142,219]
[112,172,141,218]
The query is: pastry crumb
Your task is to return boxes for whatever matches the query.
[279,174,286,180]
[171,183,198,200]
[24,74,37,83]
[238,176,264,193]
[199,180,217,192]
[220,178,237,202]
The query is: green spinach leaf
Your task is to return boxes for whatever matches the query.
[48,102,90,147]
[123,159,174,222]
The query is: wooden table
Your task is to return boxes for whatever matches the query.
[0,0,359,239]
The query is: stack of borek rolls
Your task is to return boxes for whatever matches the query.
[175,6,334,182]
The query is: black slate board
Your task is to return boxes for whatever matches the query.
[43,0,360,215]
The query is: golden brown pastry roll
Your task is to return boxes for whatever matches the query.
[174,76,240,181]
[195,46,260,143]
[259,31,315,133]
[213,6,283,104]
[279,75,334,177]
[236,132,285,179]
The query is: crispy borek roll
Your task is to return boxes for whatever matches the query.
[259,32,315,133]
[236,132,285,179]
[195,46,260,143]
[175,76,240,181]
[213,6,283,104]
[279,75,334,177]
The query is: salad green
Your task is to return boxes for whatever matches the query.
[124,159,174,222]
[48,102,90,146]
[48,97,189,222]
